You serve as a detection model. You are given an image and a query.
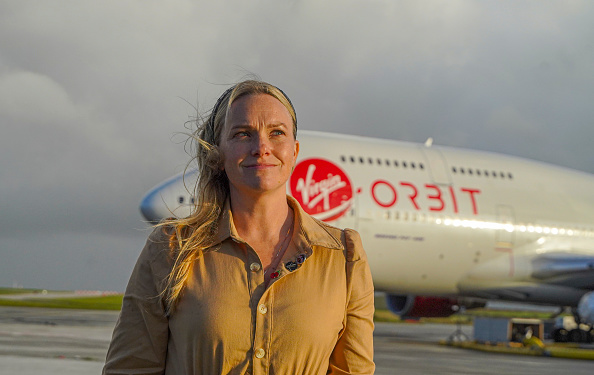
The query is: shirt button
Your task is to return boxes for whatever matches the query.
[250,262,261,272]
[258,304,268,314]
[255,348,265,358]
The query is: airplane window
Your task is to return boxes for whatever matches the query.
[484,170,489,177]
[178,196,184,204]
[350,156,355,163]
[468,169,473,175]
[359,157,364,164]
[492,171,497,177]
[368,157,373,164]
[190,197,196,204]
[419,163,425,170]
[411,162,416,169]
[394,160,399,167]
[403,161,408,168]
[500,172,505,178]
[460,168,465,174]
[476,170,481,176]
[452,167,457,173]
[385,159,391,166]
[508,173,513,179]
[377,158,382,165]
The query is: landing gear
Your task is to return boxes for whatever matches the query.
[551,308,593,343]
[448,306,469,342]
[568,328,591,343]
[551,328,568,343]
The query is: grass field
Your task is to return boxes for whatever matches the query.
[0,288,561,322]
[0,294,124,310]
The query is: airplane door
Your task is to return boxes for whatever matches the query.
[496,205,515,246]
[333,192,359,231]
[420,146,452,185]
[495,205,516,277]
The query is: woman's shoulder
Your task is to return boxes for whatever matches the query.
[140,224,175,264]
[306,216,365,261]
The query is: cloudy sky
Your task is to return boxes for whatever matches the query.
[1,0,593,291]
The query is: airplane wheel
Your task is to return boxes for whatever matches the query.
[568,329,589,343]
[552,328,568,343]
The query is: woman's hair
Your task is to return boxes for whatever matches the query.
[160,79,297,315]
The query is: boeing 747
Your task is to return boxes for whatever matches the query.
[140,131,594,341]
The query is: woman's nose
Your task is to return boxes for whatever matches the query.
[251,134,271,156]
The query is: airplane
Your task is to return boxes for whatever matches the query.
[140,130,594,342]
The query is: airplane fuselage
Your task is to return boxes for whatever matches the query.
[140,131,594,308]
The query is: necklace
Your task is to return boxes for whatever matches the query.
[265,211,294,275]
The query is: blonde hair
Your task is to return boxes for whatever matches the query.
[160,80,297,315]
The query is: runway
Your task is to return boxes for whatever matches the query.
[0,306,592,374]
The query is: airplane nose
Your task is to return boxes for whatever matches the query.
[139,169,199,222]
[139,187,162,222]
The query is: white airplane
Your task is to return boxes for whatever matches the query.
[140,131,594,340]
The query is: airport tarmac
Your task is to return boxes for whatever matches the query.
[0,306,592,374]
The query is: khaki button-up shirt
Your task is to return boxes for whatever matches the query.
[103,196,375,374]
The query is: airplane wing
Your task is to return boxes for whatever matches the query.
[457,238,594,306]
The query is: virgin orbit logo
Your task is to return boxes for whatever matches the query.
[290,158,353,222]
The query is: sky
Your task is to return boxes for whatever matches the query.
[1,0,594,291]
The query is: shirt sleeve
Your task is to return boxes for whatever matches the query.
[102,228,171,375]
[328,228,375,375]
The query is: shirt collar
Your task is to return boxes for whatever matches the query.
[212,196,345,252]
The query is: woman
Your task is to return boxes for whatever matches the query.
[103,80,375,374]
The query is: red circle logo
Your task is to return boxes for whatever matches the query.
[290,158,353,222]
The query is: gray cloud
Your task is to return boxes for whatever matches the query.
[1,0,593,291]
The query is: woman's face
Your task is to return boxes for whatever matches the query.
[219,93,299,198]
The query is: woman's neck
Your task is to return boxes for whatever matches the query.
[229,189,292,244]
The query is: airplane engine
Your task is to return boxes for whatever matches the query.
[385,294,460,318]
[577,291,594,325]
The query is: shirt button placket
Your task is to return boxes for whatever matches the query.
[254,348,265,359]
[258,304,267,314]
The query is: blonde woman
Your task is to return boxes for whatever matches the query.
[103,80,375,374]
